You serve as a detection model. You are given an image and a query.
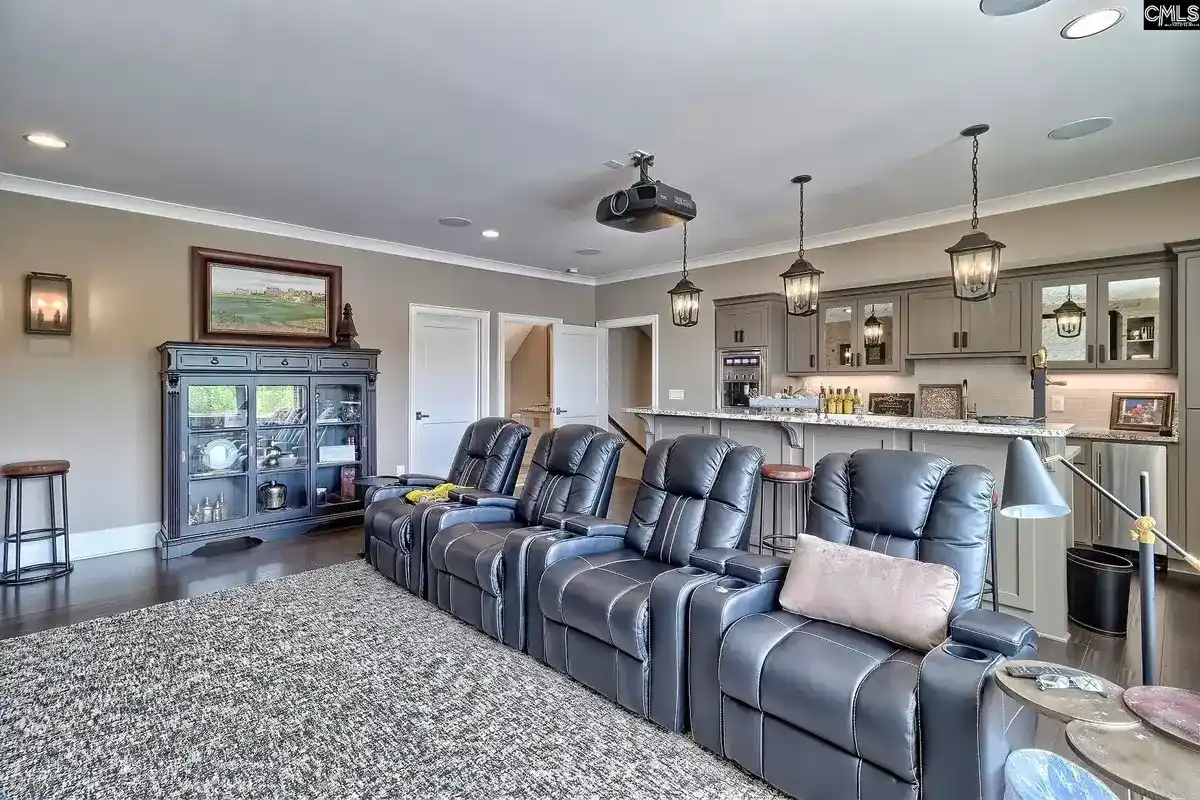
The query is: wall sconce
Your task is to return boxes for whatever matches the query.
[25,272,73,336]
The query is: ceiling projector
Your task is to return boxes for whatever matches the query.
[596,151,696,232]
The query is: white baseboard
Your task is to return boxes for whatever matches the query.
[12,522,159,564]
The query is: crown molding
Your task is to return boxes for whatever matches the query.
[0,173,597,286]
[594,157,1200,286]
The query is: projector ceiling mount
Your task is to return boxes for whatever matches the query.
[595,149,696,232]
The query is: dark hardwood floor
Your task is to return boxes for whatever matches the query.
[3,475,1198,783]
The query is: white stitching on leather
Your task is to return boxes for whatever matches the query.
[789,629,881,661]
[663,497,688,564]
[754,619,813,709]
[849,647,900,758]
[1003,705,1025,736]
[656,496,682,562]
[869,532,880,552]
[952,623,1024,652]
[604,581,645,648]
[679,572,719,733]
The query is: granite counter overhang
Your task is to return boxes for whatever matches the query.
[1067,427,1178,444]
[623,407,1075,439]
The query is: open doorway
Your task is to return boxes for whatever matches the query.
[498,314,560,476]
[599,315,658,482]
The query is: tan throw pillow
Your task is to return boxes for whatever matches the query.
[778,533,960,652]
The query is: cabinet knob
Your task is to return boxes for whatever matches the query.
[342,360,349,367]
[281,358,289,366]
[210,356,220,365]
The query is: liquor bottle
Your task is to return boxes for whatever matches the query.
[829,389,839,414]
[844,387,853,415]
[818,385,827,417]
[200,497,214,524]
[852,389,863,416]
[214,492,228,522]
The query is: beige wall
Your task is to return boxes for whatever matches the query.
[0,192,593,540]
[507,325,550,413]
[597,179,1200,409]
[607,326,653,478]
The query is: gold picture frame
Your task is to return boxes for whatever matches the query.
[1109,393,1175,432]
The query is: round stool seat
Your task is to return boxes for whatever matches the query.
[761,463,813,482]
[1,460,70,478]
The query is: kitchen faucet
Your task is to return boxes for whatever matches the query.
[1030,347,1067,422]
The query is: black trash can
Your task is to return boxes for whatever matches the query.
[1066,547,1134,636]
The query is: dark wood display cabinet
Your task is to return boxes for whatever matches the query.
[158,342,380,558]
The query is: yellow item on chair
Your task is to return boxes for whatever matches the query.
[404,483,464,504]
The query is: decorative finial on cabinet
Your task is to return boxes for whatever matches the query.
[335,303,361,349]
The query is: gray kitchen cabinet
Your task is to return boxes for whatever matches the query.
[1032,275,1097,369]
[818,293,903,372]
[1066,439,1092,547]
[963,280,1025,354]
[715,301,769,347]
[906,287,961,356]
[1096,266,1172,371]
[906,281,1023,357]
[785,312,819,374]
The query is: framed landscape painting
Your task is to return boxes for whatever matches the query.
[191,247,342,347]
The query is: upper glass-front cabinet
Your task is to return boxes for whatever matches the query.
[1033,267,1172,371]
[1097,269,1171,370]
[819,302,855,372]
[314,381,366,512]
[184,379,251,531]
[858,296,899,372]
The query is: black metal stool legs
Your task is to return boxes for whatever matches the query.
[985,501,999,611]
[1,472,74,586]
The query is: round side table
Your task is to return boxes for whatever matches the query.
[1067,720,1200,800]
[995,660,1137,728]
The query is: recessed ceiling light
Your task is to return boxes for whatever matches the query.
[1048,117,1114,140]
[979,0,1052,17]
[481,229,500,238]
[565,268,580,274]
[603,160,626,170]
[1061,7,1125,38]
[23,132,68,149]
[438,216,472,227]
[575,248,602,256]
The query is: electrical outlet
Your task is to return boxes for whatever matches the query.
[396,465,406,475]
[1050,395,1065,413]
[668,389,685,400]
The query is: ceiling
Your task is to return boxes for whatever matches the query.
[2,0,1198,283]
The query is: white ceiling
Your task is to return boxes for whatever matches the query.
[2,0,1198,283]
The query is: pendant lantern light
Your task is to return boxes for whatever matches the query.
[780,175,823,317]
[946,125,1005,302]
[863,304,883,345]
[1053,286,1084,338]
[667,222,702,328]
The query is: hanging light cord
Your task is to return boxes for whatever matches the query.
[971,135,980,231]
[797,181,806,258]
[681,222,689,279]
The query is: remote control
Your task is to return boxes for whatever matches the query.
[1005,664,1064,679]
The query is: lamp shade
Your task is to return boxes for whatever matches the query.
[1000,437,1072,519]
[947,230,1004,302]
[780,256,822,317]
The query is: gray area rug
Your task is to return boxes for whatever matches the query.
[0,561,780,799]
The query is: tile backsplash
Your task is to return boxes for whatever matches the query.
[787,358,1177,429]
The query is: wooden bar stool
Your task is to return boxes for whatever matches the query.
[758,463,813,557]
[1,460,74,586]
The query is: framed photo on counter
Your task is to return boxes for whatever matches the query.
[1109,393,1175,433]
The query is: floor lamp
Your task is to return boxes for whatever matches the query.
[999,437,1200,687]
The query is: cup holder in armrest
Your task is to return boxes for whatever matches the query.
[942,643,991,662]
[678,566,707,576]
[714,577,749,594]
[546,532,578,542]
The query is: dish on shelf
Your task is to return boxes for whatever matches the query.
[201,438,240,471]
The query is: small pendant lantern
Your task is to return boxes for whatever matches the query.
[780,175,823,317]
[947,125,1005,302]
[863,305,883,346]
[1053,286,1084,338]
[667,222,702,328]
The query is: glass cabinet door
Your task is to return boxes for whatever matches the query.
[857,296,899,371]
[252,380,311,520]
[183,378,251,532]
[819,302,856,372]
[1033,278,1096,369]
[1096,268,1171,370]
[314,380,366,512]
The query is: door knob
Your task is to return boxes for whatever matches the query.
[415,411,430,420]
[554,407,567,414]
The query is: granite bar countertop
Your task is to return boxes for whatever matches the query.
[515,404,552,414]
[1067,427,1178,444]
[625,407,1074,438]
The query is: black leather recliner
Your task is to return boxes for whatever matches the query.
[365,417,530,595]
[688,450,1038,800]
[426,424,623,644]
[517,434,764,732]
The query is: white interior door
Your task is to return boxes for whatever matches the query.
[411,311,484,477]
[550,323,602,430]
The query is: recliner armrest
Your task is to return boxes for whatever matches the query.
[562,515,628,538]
[949,609,1038,658]
[452,490,519,509]
[540,511,582,529]
[391,473,446,488]
[688,548,747,574]
[725,553,789,584]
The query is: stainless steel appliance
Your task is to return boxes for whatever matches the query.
[1092,442,1167,557]
[718,348,766,408]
